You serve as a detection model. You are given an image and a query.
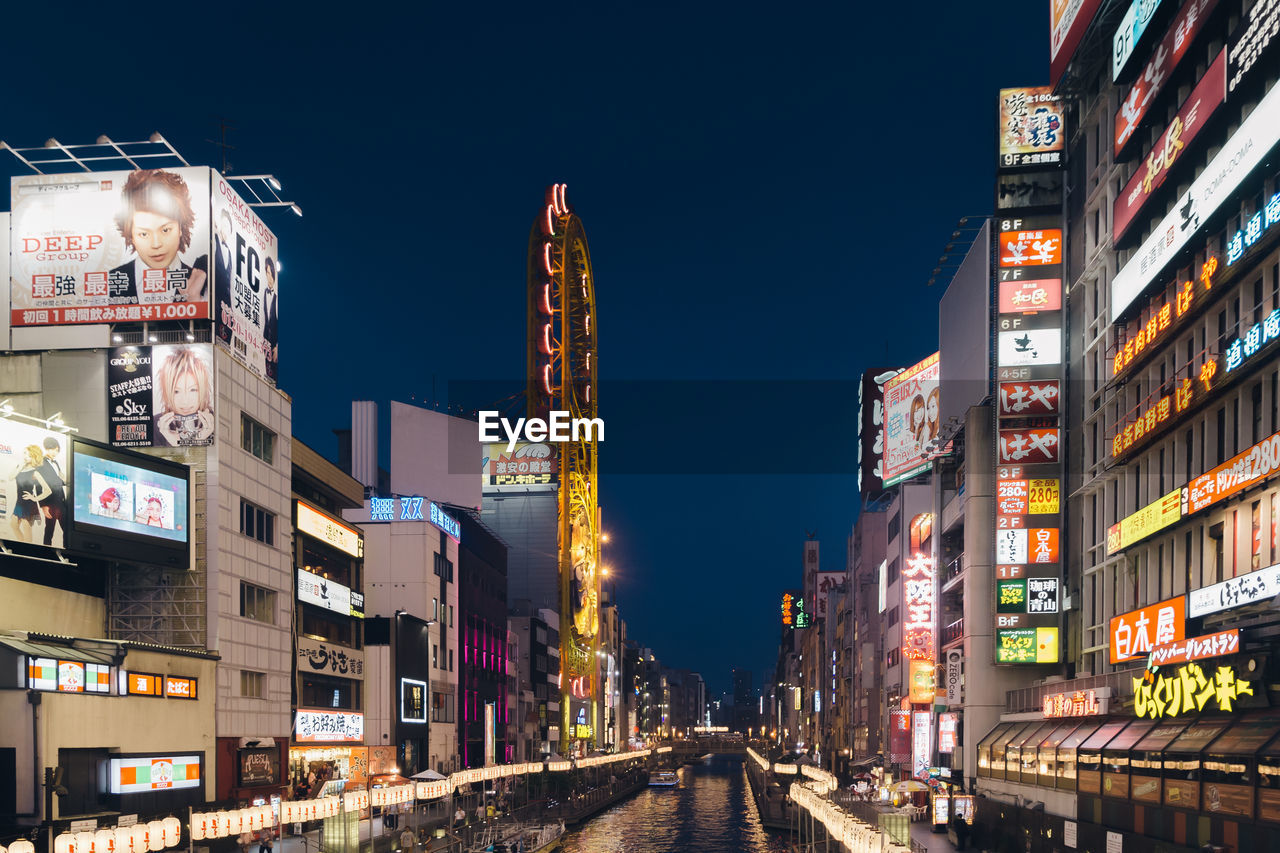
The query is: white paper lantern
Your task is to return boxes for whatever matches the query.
[145,822,163,852]
[161,817,181,848]
[244,809,259,833]
[95,829,117,853]
[128,824,147,853]
[113,827,134,853]
[53,833,75,853]
[10,841,36,853]
[75,832,96,853]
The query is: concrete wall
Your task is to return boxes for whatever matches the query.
[389,402,481,509]
[209,349,293,740]
[0,577,104,637]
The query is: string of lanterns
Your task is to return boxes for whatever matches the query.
[185,751,653,837]
[48,817,185,853]
[791,781,910,853]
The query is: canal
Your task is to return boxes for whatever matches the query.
[560,754,788,853]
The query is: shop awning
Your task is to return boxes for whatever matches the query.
[975,722,1014,752]
[1165,717,1232,754]
[1011,721,1059,751]
[1057,720,1103,752]
[1103,719,1155,753]
[0,636,116,665]
[1204,710,1280,756]
[1038,722,1086,752]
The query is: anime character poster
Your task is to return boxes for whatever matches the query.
[881,352,941,487]
[0,418,70,549]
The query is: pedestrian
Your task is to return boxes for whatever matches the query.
[257,829,273,853]
[475,802,486,825]
[237,831,254,853]
[398,827,415,853]
[453,806,466,830]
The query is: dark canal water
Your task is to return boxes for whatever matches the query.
[560,754,789,853]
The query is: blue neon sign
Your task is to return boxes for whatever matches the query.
[1227,191,1280,267]
[1225,309,1280,374]
[367,496,461,541]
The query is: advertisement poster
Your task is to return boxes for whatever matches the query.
[212,174,279,384]
[239,748,279,787]
[0,418,70,549]
[882,352,941,487]
[998,87,1064,168]
[858,367,903,500]
[108,345,215,448]
[9,168,212,327]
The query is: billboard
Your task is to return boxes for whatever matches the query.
[1106,490,1182,554]
[483,441,557,491]
[1227,0,1280,95]
[1183,429,1280,515]
[1113,51,1226,243]
[0,417,70,549]
[1109,596,1185,663]
[1112,78,1280,321]
[212,174,279,383]
[999,88,1064,168]
[9,168,211,327]
[858,368,903,500]
[1188,564,1280,617]
[107,344,215,448]
[70,440,190,553]
[814,572,843,619]
[1115,0,1220,154]
[882,352,940,487]
[1050,0,1104,87]
[108,756,201,794]
[1112,0,1169,79]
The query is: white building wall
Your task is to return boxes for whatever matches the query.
[210,349,293,739]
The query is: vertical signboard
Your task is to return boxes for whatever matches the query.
[994,88,1065,665]
[858,367,903,501]
[108,345,216,447]
[212,174,279,384]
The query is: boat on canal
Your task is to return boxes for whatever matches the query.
[648,770,679,787]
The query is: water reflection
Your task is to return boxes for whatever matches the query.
[560,754,789,853]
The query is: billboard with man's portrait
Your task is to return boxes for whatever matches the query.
[212,175,279,385]
[9,168,212,327]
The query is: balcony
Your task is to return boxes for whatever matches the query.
[940,555,966,593]
[942,617,964,646]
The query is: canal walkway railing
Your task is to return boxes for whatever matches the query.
[746,747,924,853]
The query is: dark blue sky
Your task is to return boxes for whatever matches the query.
[8,2,1047,695]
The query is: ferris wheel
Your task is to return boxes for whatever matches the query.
[527,183,600,751]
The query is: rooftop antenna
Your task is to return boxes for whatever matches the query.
[207,118,236,175]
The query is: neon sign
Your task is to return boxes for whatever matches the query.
[902,553,935,661]
[1225,308,1280,374]
[1043,688,1104,718]
[1133,662,1253,718]
[367,496,461,541]
[1114,257,1218,378]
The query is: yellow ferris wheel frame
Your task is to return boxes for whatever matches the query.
[526,183,600,753]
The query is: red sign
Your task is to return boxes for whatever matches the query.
[998,479,1029,516]
[1115,0,1221,154]
[1114,51,1226,242]
[1051,0,1104,87]
[999,279,1062,313]
[998,428,1060,464]
[1148,629,1240,666]
[1028,528,1060,563]
[1043,689,1103,717]
[998,230,1062,267]
[1109,596,1186,663]
[999,380,1061,416]
[1184,430,1280,514]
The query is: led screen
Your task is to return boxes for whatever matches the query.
[67,439,190,566]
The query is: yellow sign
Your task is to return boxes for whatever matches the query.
[1133,662,1253,719]
[1028,479,1059,514]
[908,660,936,704]
[1106,490,1182,555]
[296,501,364,558]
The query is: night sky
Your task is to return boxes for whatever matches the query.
[7,2,1046,695]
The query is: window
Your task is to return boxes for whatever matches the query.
[240,499,276,545]
[886,607,899,628]
[449,649,454,672]
[449,605,454,627]
[433,644,439,669]
[433,553,454,583]
[240,582,276,624]
[240,670,266,699]
[241,413,276,464]
[301,673,360,710]
[432,691,455,723]
[886,648,900,668]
